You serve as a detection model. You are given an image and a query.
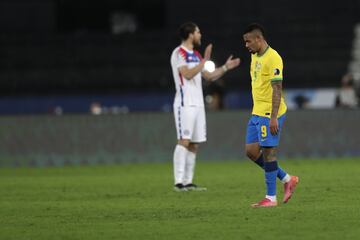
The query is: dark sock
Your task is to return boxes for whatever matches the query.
[254,155,288,181]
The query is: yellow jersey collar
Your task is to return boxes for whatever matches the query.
[257,45,270,57]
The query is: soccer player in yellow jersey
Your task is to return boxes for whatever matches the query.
[243,23,299,208]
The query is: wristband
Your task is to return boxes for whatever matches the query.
[222,65,228,72]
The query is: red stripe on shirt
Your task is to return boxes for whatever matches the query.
[178,47,187,61]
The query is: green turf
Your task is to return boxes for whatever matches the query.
[0,158,360,240]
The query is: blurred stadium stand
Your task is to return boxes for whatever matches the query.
[0,0,360,113]
[1,110,359,167]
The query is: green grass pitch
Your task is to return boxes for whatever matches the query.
[1,158,360,240]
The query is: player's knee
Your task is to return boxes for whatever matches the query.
[245,143,261,161]
[245,149,253,159]
[188,143,199,153]
[262,147,277,161]
[245,147,257,161]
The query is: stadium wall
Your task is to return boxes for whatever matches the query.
[0,110,359,167]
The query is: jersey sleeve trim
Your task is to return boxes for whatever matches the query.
[271,78,283,82]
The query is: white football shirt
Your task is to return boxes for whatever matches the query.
[170,45,204,107]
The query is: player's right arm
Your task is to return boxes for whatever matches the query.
[178,44,212,80]
[178,62,206,80]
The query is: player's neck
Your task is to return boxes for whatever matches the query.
[258,42,269,56]
[182,40,194,51]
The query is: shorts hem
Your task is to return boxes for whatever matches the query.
[191,139,207,143]
[259,144,278,148]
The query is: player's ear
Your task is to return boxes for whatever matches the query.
[188,32,194,39]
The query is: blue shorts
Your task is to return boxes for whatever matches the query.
[246,114,286,147]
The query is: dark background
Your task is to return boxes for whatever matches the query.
[0,0,359,96]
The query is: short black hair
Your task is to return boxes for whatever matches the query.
[243,23,266,37]
[178,22,198,41]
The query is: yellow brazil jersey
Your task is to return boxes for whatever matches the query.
[250,46,287,118]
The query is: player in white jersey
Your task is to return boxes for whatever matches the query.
[170,22,240,191]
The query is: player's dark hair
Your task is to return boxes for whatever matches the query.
[178,22,198,41]
[243,23,266,38]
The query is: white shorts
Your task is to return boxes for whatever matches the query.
[173,106,207,143]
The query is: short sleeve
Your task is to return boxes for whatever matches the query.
[269,54,283,82]
[174,49,187,69]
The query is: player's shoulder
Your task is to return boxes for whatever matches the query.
[269,47,282,59]
[171,46,181,56]
[268,47,283,62]
[171,46,187,59]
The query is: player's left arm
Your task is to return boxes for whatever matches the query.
[269,54,284,135]
[270,80,282,135]
[202,55,240,81]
